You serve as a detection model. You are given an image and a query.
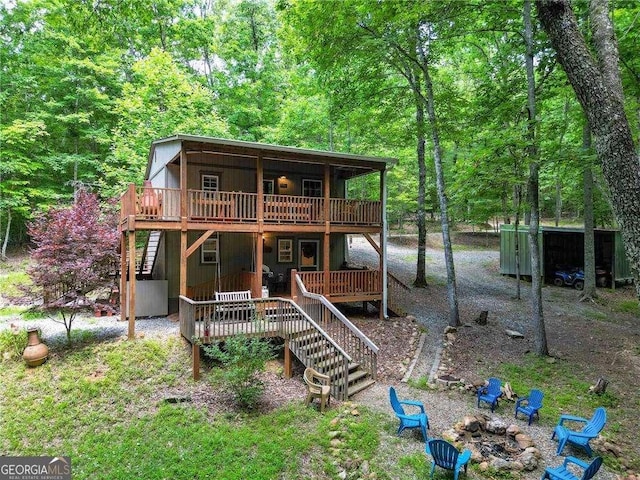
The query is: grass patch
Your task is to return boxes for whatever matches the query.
[0,271,31,298]
[498,355,619,422]
[2,335,428,479]
[612,299,639,316]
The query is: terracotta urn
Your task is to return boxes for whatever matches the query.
[22,328,49,367]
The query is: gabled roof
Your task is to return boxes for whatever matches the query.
[147,134,397,178]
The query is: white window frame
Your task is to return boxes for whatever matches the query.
[202,174,219,192]
[277,238,293,263]
[263,179,275,195]
[201,236,219,264]
[302,179,322,198]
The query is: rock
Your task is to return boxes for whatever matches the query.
[330,417,340,426]
[506,424,521,437]
[469,445,483,462]
[446,333,456,342]
[478,462,489,472]
[463,415,480,432]
[490,458,512,471]
[338,470,347,480]
[517,451,539,471]
[510,461,525,471]
[515,433,534,449]
[505,329,524,338]
[360,460,370,475]
[444,326,457,334]
[328,431,341,439]
[351,409,360,416]
[442,428,461,443]
[603,441,623,457]
[525,447,542,458]
[330,438,343,447]
[486,419,508,435]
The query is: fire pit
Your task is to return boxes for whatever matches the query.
[441,415,541,472]
[436,374,462,387]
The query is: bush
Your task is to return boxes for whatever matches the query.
[203,335,277,410]
[0,325,28,361]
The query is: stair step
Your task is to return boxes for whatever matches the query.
[347,378,376,397]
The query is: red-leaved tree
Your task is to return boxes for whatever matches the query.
[27,190,119,343]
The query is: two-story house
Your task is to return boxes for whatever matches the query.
[119,134,399,399]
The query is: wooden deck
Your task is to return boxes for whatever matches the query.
[120,186,381,229]
[179,295,378,401]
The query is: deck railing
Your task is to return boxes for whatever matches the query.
[297,269,381,298]
[263,194,324,224]
[178,295,352,399]
[121,184,381,226]
[294,274,378,382]
[330,199,381,225]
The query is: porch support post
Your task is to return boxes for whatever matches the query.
[283,338,292,378]
[380,169,389,320]
[119,231,127,322]
[291,269,298,302]
[192,342,200,381]
[255,153,264,297]
[180,145,188,298]
[127,228,136,338]
[323,163,331,296]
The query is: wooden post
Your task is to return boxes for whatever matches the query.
[192,342,200,381]
[323,163,331,296]
[283,338,292,378]
[119,232,127,321]
[256,153,264,298]
[180,229,187,297]
[255,233,264,297]
[291,269,298,302]
[127,229,136,339]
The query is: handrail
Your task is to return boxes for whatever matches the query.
[178,295,352,362]
[388,271,410,291]
[296,275,379,354]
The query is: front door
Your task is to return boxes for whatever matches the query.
[298,240,319,271]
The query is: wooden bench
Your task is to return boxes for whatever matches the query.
[214,290,255,322]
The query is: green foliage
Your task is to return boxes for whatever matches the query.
[0,326,28,360]
[613,300,640,316]
[203,335,277,410]
[0,271,31,299]
[498,355,620,422]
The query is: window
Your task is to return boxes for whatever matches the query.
[202,174,219,192]
[277,238,293,263]
[263,179,275,195]
[302,179,322,197]
[201,236,219,264]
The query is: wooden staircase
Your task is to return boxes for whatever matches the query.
[289,329,376,400]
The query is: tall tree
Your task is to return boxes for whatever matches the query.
[524,0,548,355]
[537,0,640,299]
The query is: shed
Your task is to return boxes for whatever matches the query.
[499,224,633,286]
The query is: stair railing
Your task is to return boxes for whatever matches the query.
[179,295,352,400]
[387,271,410,316]
[295,274,378,381]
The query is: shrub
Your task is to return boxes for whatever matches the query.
[203,335,276,410]
[0,324,28,360]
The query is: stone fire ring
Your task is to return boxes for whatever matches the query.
[441,415,542,472]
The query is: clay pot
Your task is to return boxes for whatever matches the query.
[23,328,49,367]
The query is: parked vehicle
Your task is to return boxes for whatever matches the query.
[553,267,584,290]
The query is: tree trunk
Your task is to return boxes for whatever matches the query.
[413,82,428,288]
[514,183,522,300]
[418,36,460,327]
[1,209,11,261]
[581,120,597,300]
[525,0,548,356]
[537,0,640,299]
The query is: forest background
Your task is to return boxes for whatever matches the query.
[1,0,639,273]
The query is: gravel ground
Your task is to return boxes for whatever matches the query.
[347,234,620,480]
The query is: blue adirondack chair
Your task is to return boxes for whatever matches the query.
[515,389,544,425]
[426,439,471,480]
[541,456,603,480]
[389,386,429,442]
[477,377,502,412]
[552,407,607,456]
